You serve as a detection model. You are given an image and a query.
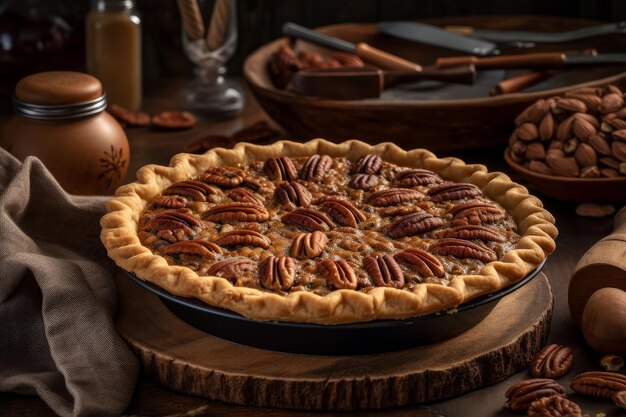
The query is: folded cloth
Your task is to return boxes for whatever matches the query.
[0,148,138,416]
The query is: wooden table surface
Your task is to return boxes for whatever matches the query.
[1,79,623,417]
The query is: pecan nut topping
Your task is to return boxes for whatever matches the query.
[203,202,270,223]
[276,181,312,207]
[504,378,567,412]
[571,371,626,399]
[449,202,506,226]
[282,208,335,231]
[260,256,296,291]
[163,240,223,258]
[265,156,298,181]
[366,188,424,207]
[442,225,504,242]
[429,238,497,262]
[395,168,443,187]
[348,173,379,189]
[321,259,357,290]
[394,248,445,278]
[152,195,187,209]
[300,154,333,182]
[364,254,404,288]
[146,211,200,237]
[291,231,328,259]
[351,154,383,175]
[229,188,264,205]
[208,258,257,281]
[318,196,366,227]
[163,180,219,202]
[530,344,574,379]
[527,395,582,417]
[214,229,271,249]
[427,183,483,202]
[200,167,245,187]
[387,212,445,238]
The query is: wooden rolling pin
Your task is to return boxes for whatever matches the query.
[569,206,626,327]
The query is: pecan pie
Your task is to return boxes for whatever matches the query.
[101,139,557,324]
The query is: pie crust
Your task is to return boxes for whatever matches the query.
[100,139,557,324]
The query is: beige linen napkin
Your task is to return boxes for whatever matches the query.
[0,148,138,416]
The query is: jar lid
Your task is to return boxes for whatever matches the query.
[13,71,107,120]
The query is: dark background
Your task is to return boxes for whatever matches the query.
[2,0,626,85]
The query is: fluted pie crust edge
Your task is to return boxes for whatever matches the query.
[100,139,557,324]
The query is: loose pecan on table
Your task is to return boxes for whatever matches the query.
[152,195,188,209]
[366,188,424,207]
[571,371,626,399]
[429,238,497,262]
[162,180,219,202]
[395,168,444,187]
[265,156,299,181]
[260,255,297,291]
[348,173,379,190]
[318,196,366,227]
[214,229,271,249]
[442,225,504,242]
[207,258,257,281]
[276,181,312,207]
[203,202,269,223]
[530,344,574,379]
[527,395,582,417]
[200,167,245,187]
[107,104,150,127]
[387,212,445,238]
[427,183,483,202]
[600,354,624,372]
[300,154,333,182]
[228,188,264,205]
[320,259,357,290]
[163,240,222,258]
[291,231,328,259]
[504,378,567,412]
[449,202,506,226]
[364,254,404,288]
[351,154,383,175]
[394,248,445,278]
[151,110,197,130]
[282,208,335,231]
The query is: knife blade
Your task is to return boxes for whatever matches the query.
[446,22,626,44]
[378,21,499,56]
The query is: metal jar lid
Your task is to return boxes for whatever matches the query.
[13,93,107,120]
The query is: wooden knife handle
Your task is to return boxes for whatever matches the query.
[437,52,566,70]
[355,43,422,72]
[490,71,553,96]
[444,25,475,36]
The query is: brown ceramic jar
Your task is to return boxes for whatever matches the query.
[0,71,130,195]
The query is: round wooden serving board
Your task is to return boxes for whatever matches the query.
[115,272,553,411]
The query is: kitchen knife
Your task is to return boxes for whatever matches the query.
[378,21,499,56]
[283,22,422,71]
[437,52,626,70]
[445,22,626,44]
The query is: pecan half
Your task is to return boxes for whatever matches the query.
[387,212,445,238]
[163,180,219,202]
[200,167,245,187]
[366,188,424,207]
[276,181,312,207]
[152,195,187,209]
[291,231,328,259]
[429,238,497,262]
[449,202,506,226]
[146,211,200,237]
[613,391,626,409]
[442,225,504,242]
[208,258,257,280]
[151,110,196,130]
[282,208,335,231]
[348,174,379,189]
[571,371,626,399]
[394,248,445,278]
[229,188,263,204]
[318,196,366,227]
[364,254,404,288]
[321,259,357,290]
[351,154,382,175]
[395,168,443,187]
[203,202,269,223]
[214,229,271,249]
[428,183,483,202]
[163,240,222,258]
[260,256,296,291]
[504,379,567,412]
[300,154,333,182]
[530,344,574,379]
[265,156,298,181]
[527,395,582,417]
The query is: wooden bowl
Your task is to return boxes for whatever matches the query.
[504,150,626,202]
[244,16,626,152]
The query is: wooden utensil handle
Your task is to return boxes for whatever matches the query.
[355,43,422,72]
[437,52,566,70]
[490,70,553,96]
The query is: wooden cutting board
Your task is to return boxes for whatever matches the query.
[115,272,553,411]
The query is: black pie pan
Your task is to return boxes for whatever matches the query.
[123,259,545,355]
